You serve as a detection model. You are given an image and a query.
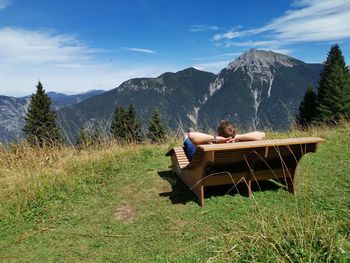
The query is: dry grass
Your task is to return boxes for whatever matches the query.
[0,123,349,262]
[0,139,145,213]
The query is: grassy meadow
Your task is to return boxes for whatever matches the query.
[0,124,349,262]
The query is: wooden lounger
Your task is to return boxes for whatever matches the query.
[166,137,325,207]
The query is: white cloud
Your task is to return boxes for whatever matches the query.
[213,30,242,41]
[0,27,165,96]
[193,60,231,73]
[266,49,294,55]
[225,40,278,47]
[0,27,97,64]
[191,52,241,61]
[213,0,350,48]
[0,0,11,10]
[122,47,157,54]
[190,25,219,32]
[265,0,350,42]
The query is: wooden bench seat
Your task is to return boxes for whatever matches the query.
[166,137,325,207]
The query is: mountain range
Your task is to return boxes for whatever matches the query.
[58,49,323,140]
[0,90,105,142]
[0,49,324,143]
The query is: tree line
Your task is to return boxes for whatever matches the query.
[23,82,166,147]
[22,44,350,146]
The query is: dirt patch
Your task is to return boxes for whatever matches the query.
[114,204,135,223]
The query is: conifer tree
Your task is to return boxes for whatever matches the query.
[76,127,102,147]
[147,109,166,143]
[316,44,350,123]
[111,106,127,140]
[76,127,89,147]
[23,81,61,146]
[297,86,317,128]
[111,104,143,143]
[125,104,143,142]
[91,129,102,145]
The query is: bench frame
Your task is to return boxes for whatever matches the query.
[166,137,325,206]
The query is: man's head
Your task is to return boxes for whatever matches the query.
[217,120,236,138]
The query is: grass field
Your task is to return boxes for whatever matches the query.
[1,124,349,262]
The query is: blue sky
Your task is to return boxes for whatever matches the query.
[1,0,350,96]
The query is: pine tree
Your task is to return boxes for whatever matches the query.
[125,104,143,142]
[297,86,317,128]
[76,127,89,147]
[111,104,143,143]
[23,81,61,146]
[316,44,350,123]
[111,106,127,140]
[91,129,102,145]
[147,109,166,143]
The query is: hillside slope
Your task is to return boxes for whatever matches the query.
[198,49,322,130]
[1,124,349,261]
[0,90,106,143]
[59,49,322,138]
[0,96,28,142]
[58,67,216,136]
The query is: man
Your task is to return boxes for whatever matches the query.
[184,120,265,161]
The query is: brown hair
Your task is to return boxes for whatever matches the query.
[217,120,236,138]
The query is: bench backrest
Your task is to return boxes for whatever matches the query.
[186,137,325,171]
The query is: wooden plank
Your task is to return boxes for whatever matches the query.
[203,172,246,186]
[198,137,325,152]
[202,168,294,187]
[249,168,294,181]
[166,136,325,207]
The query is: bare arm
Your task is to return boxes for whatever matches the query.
[235,131,265,142]
[188,132,232,145]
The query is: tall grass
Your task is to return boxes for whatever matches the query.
[205,213,347,262]
[0,132,180,214]
[0,139,117,213]
[0,123,349,261]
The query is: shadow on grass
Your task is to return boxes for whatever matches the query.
[205,180,282,199]
[158,170,195,204]
[158,170,283,205]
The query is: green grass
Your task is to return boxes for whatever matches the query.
[0,125,350,262]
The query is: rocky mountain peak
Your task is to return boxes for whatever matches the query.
[214,49,301,129]
[227,48,297,72]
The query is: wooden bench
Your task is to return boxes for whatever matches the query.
[166,137,325,206]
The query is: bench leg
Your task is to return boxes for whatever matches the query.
[243,155,256,198]
[244,175,252,197]
[247,178,252,197]
[198,186,204,207]
[286,169,296,195]
[286,177,295,194]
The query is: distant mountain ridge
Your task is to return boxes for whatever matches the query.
[20,90,106,110]
[197,49,322,130]
[0,90,106,143]
[0,96,28,142]
[0,49,324,143]
[59,49,323,139]
[58,67,216,138]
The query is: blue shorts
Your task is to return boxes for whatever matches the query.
[183,138,197,162]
